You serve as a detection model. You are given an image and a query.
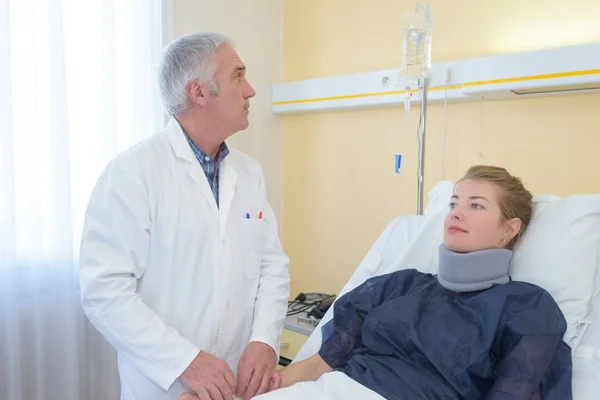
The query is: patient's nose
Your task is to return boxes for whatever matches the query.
[449,207,464,220]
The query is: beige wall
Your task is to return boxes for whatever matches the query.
[282,0,600,298]
[170,0,284,224]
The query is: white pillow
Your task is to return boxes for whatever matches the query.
[510,194,600,346]
[424,180,454,216]
[425,181,600,347]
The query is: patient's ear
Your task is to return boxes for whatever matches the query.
[504,217,522,242]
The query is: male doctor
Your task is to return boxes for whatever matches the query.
[79,32,290,400]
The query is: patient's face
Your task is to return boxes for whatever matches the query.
[444,179,517,253]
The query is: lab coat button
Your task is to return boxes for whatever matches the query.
[226,302,230,309]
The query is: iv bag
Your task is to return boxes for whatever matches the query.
[400,2,433,113]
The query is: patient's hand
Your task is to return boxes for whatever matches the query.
[276,353,333,389]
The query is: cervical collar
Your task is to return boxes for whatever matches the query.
[437,243,512,292]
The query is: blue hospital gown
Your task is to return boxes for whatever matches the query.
[318,269,572,400]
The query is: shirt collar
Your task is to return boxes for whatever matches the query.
[179,123,229,165]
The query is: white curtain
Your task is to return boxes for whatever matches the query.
[0,0,166,399]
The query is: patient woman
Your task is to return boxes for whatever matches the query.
[182,165,573,399]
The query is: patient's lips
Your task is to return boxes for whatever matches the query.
[447,225,467,234]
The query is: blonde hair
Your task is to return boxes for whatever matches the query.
[457,165,533,249]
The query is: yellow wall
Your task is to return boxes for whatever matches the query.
[282,0,600,297]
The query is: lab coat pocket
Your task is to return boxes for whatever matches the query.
[240,219,265,279]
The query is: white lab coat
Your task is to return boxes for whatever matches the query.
[79,118,290,400]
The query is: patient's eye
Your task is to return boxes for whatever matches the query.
[449,202,456,209]
[471,203,484,209]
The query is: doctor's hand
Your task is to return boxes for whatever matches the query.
[235,341,277,400]
[180,351,236,400]
[178,394,200,400]
[267,370,281,392]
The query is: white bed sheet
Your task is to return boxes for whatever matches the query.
[253,371,385,400]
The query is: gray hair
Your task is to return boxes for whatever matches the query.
[158,32,233,116]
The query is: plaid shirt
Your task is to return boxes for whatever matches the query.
[183,131,230,207]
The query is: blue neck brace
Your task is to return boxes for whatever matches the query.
[437,243,513,292]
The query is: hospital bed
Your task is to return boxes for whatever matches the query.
[271,181,600,400]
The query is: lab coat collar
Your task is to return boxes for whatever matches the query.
[166,117,199,164]
[165,117,238,236]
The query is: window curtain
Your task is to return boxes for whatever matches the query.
[0,0,166,398]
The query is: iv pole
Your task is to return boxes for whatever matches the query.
[400,1,432,215]
[416,77,428,215]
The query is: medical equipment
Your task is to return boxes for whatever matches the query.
[271,43,600,115]
[400,2,433,215]
[400,2,433,115]
[308,294,336,319]
[287,292,336,318]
